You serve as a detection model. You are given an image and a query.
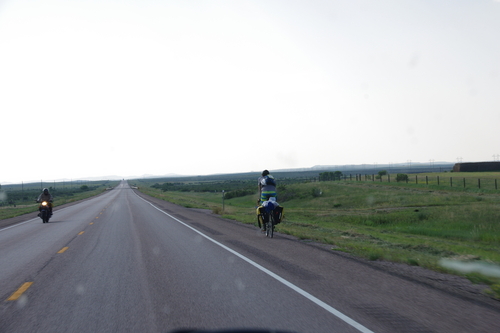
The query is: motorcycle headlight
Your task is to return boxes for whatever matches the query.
[42,201,47,206]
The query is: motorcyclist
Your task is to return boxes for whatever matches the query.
[37,188,54,216]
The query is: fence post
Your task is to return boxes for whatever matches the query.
[450,177,453,187]
[222,190,225,212]
[426,176,428,185]
[388,174,390,183]
[416,175,418,184]
[372,174,374,182]
[463,178,466,188]
[437,176,440,186]
[478,179,481,189]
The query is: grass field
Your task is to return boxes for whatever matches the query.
[0,181,119,220]
[134,172,500,298]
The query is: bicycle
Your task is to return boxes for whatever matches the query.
[257,199,283,238]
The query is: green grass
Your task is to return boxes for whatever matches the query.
[134,174,500,298]
[378,171,500,192]
[0,181,120,220]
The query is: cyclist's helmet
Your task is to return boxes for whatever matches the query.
[43,188,49,194]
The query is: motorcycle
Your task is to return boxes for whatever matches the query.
[38,201,52,223]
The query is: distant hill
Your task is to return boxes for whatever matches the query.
[1,163,457,186]
[128,162,456,183]
[272,162,455,174]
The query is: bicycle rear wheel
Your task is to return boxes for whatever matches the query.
[266,214,274,238]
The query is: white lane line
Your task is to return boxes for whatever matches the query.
[0,218,38,232]
[135,194,375,333]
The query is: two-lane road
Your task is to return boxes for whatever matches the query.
[1,181,499,332]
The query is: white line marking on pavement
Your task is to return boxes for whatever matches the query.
[0,218,38,231]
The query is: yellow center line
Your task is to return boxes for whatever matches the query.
[90,222,94,225]
[95,217,99,219]
[57,247,69,254]
[7,282,33,301]
[78,231,85,235]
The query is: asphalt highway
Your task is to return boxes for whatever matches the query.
[1,181,499,333]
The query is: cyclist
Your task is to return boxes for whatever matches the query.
[258,170,277,204]
[257,170,278,232]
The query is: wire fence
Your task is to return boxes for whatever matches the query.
[318,174,499,191]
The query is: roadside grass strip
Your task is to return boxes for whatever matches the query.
[7,282,33,301]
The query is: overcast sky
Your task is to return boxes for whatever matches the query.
[1,0,499,184]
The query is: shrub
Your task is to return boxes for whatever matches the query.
[224,189,254,199]
[396,174,409,182]
[278,188,297,202]
[408,258,420,266]
[319,171,343,181]
[277,184,287,192]
[161,183,175,191]
[212,206,223,214]
[311,188,322,198]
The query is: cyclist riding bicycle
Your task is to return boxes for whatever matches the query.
[257,170,281,232]
[258,170,277,204]
[256,197,284,234]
